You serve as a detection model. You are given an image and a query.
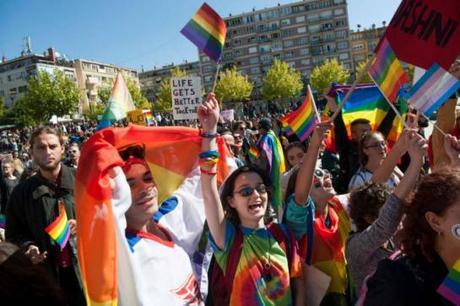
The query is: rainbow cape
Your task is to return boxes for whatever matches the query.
[44,201,71,250]
[181,3,227,63]
[257,130,286,209]
[369,37,410,104]
[76,125,229,306]
[329,84,390,138]
[438,258,460,304]
[280,86,320,142]
[98,73,136,130]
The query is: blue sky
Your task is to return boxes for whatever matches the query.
[0,0,401,71]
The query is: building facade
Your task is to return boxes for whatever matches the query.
[0,48,76,107]
[350,24,386,70]
[139,61,200,102]
[199,0,351,98]
[73,59,139,111]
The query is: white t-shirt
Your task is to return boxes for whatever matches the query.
[348,167,400,192]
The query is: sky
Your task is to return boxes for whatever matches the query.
[0,0,401,71]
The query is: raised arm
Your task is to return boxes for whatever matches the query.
[294,121,332,205]
[443,134,460,169]
[198,94,226,249]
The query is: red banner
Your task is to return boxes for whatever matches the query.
[383,0,460,70]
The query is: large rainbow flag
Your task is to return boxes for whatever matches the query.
[280,86,320,142]
[328,84,390,138]
[369,37,410,104]
[45,201,71,250]
[181,3,227,63]
[75,125,229,305]
[98,73,136,130]
[437,258,460,304]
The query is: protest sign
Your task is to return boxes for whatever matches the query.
[220,109,234,122]
[127,110,146,126]
[171,77,202,120]
[383,0,460,70]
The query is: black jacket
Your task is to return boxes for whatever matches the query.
[5,164,82,288]
[363,253,454,306]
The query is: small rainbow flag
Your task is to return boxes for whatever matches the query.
[280,86,320,142]
[386,97,408,148]
[181,3,227,63]
[0,214,5,229]
[369,37,409,104]
[45,201,71,250]
[437,258,460,305]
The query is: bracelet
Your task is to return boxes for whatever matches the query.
[199,150,220,159]
[199,158,219,168]
[200,168,217,176]
[200,130,218,139]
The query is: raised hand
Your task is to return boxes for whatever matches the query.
[448,56,460,80]
[198,93,220,133]
[444,134,460,166]
[25,245,48,265]
[406,131,427,165]
[311,121,333,146]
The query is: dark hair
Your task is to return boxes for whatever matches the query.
[220,166,271,226]
[29,126,64,148]
[0,242,65,305]
[358,131,384,166]
[349,183,391,232]
[351,118,371,127]
[118,144,145,161]
[284,167,300,202]
[399,169,460,262]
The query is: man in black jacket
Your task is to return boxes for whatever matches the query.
[6,126,85,306]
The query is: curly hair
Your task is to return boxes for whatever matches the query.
[349,183,391,232]
[220,166,271,226]
[399,169,460,262]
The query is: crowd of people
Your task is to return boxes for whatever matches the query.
[0,62,459,306]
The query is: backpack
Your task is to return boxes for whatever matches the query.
[208,223,293,306]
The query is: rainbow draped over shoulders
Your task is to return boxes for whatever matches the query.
[330,84,389,138]
[280,87,319,142]
[181,2,227,62]
[75,125,229,306]
[369,38,409,104]
[44,202,71,250]
[437,258,460,304]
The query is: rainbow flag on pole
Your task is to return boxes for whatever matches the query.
[280,86,320,142]
[369,37,410,104]
[437,258,460,304]
[44,201,71,250]
[406,63,460,117]
[98,73,136,130]
[181,3,227,62]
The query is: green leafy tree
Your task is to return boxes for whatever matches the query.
[355,59,373,83]
[0,97,6,119]
[84,103,106,121]
[12,70,80,125]
[261,59,303,101]
[310,58,350,96]
[214,68,253,103]
[9,96,38,126]
[155,67,187,113]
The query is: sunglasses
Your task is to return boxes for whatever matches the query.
[313,169,331,188]
[234,184,267,197]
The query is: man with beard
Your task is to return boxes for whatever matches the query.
[5,126,85,306]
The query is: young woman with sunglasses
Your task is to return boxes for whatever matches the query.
[198,94,304,306]
[283,121,354,306]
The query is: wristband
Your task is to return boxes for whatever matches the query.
[199,150,220,159]
[200,168,217,176]
[200,130,218,139]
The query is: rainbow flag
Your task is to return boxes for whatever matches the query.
[248,146,260,159]
[98,73,136,130]
[406,63,460,117]
[257,130,286,209]
[329,84,390,138]
[437,258,460,304]
[76,125,229,306]
[369,37,410,104]
[181,3,227,63]
[280,86,320,142]
[386,98,408,147]
[0,214,5,229]
[44,201,71,250]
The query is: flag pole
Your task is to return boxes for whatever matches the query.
[330,54,376,121]
[419,112,448,136]
[211,63,221,92]
[308,84,321,122]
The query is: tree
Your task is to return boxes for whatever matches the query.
[310,58,350,96]
[97,75,150,109]
[12,70,80,125]
[154,67,187,113]
[355,59,373,83]
[261,59,303,101]
[0,97,6,119]
[214,68,253,103]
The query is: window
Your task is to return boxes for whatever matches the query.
[339,52,349,60]
[297,26,307,34]
[248,46,258,54]
[343,63,351,70]
[299,48,309,56]
[284,40,294,48]
[291,5,305,13]
[249,57,259,64]
[272,42,282,52]
[308,24,320,33]
[18,85,27,93]
[336,30,347,38]
[301,59,311,66]
[337,41,348,50]
[320,10,332,19]
[335,19,347,27]
[282,51,294,59]
[334,8,344,16]
[298,37,308,45]
[354,54,366,62]
[281,18,291,26]
[353,43,364,50]
[295,16,305,23]
[204,76,213,82]
[250,67,260,74]
[307,14,319,21]
[281,6,292,16]
[260,44,271,53]
[334,0,345,4]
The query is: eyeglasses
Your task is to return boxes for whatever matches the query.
[365,141,387,149]
[234,184,267,197]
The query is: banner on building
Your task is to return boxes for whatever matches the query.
[383,0,460,70]
[171,77,202,120]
